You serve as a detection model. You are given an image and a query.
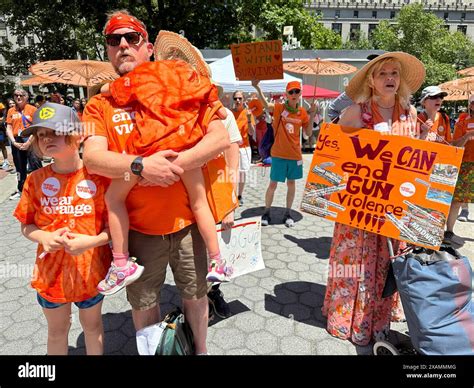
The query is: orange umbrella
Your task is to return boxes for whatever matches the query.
[29,60,118,89]
[457,67,474,77]
[283,59,356,101]
[439,77,474,101]
[20,75,56,86]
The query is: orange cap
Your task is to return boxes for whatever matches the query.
[286,81,301,92]
[248,99,264,117]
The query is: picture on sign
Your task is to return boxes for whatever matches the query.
[230,40,283,81]
[217,216,264,278]
[300,123,464,249]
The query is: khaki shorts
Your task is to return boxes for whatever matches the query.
[126,224,208,311]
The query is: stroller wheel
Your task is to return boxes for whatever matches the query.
[373,340,400,355]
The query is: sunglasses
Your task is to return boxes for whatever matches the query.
[105,32,142,47]
[14,94,26,98]
[426,95,443,100]
[288,89,301,95]
[234,97,243,101]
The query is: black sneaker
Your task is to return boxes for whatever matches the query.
[261,213,271,226]
[443,231,464,245]
[207,289,231,319]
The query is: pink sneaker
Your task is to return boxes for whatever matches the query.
[97,257,144,296]
[206,259,233,283]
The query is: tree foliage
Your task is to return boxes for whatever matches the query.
[370,3,474,89]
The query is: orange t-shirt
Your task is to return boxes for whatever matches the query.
[13,165,111,303]
[458,112,469,123]
[417,111,452,143]
[271,103,309,160]
[6,104,37,137]
[453,117,474,162]
[233,109,254,148]
[83,90,235,235]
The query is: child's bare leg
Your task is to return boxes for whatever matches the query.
[105,176,137,266]
[181,168,220,255]
[43,303,72,355]
[79,299,104,355]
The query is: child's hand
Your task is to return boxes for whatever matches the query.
[41,227,69,253]
[62,233,95,256]
[100,82,111,96]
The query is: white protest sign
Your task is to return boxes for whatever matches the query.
[217,216,264,279]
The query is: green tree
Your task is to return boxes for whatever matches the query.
[342,31,373,50]
[249,0,341,49]
[370,3,474,88]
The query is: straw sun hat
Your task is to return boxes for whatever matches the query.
[345,52,425,100]
[154,30,210,78]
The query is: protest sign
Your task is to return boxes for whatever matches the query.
[301,123,464,249]
[230,40,283,81]
[217,217,264,278]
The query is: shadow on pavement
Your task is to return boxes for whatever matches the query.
[284,235,332,259]
[240,207,303,225]
[208,300,250,327]
[265,281,327,329]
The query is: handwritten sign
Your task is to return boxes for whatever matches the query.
[301,123,464,249]
[217,217,264,278]
[230,40,283,81]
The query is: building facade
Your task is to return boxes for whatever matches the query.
[304,0,474,42]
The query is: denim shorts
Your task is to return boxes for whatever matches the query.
[37,293,104,310]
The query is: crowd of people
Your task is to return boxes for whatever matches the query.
[2,9,472,355]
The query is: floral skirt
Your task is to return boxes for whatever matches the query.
[322,223,405,346]
[454,161,474,203]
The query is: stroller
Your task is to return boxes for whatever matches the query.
[373,240,474,355]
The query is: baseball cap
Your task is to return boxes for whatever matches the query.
[469,95,474,104]
[420,86,448,103]
[286,81,301,92]
[22,102,81,137]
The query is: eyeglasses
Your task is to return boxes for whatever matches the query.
[105,32,142,47]
[287,89,301,95]
[234,97,243,101]
[14,94,26,98]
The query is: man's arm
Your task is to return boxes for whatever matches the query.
[83,136,183,186]
[172,119,230,172]
[251,80,274,113]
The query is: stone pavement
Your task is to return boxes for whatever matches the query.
[0,154,472,355]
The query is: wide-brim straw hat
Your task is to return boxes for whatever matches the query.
[345,51,425,100]
[154,30,210,78]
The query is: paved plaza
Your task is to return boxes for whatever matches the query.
[0,154,472,355]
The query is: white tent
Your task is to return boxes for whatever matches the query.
[209,55,302,93]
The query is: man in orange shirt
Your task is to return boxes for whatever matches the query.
[82,11,230,355]
[6,89,42,200]
[253,80,316,226]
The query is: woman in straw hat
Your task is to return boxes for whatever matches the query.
[322,52,425,346]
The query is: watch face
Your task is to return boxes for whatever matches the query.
[131,158,143,175]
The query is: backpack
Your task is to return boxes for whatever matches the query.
[258,105,283,161]
[136,307,195,355]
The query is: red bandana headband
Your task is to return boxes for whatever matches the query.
[105,14,148,41]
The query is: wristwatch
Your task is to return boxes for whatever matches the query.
[130,156,144,177]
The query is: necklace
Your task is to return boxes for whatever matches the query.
[376,103,395,110]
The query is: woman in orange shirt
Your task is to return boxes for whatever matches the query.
[444,97,474,243]
[417,86,451,143]
[13,103,111,355]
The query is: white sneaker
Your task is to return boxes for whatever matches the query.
[9,192,21,200]
[2,160,10,170]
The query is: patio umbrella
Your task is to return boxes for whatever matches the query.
[29,60,118,95]
[457,67,474,77]
[302,84,340,99]
[20,75,56,86]
[283,59,356,101]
